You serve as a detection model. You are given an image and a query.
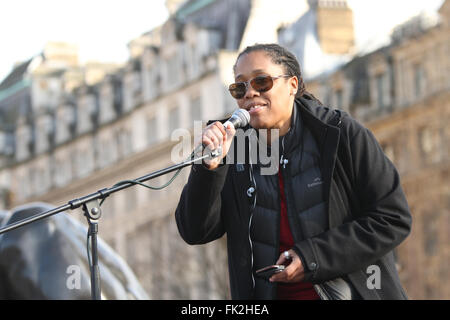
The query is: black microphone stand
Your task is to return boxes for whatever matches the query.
[0,148,220,300]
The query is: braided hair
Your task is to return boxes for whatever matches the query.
[233,43,321,103]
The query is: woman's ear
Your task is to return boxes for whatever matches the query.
[290,76,299,96]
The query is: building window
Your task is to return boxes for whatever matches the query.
[166,55,180,89]
[190,96,202,124]
[189,43,199,79]
[40,166,51,194]
[422,210,440,257]
[168,107,180,135]
[54,158,70,187]
[335,89,343,109]
[113,79,123,115]
[115,129,132,160]
[323,89,332,107]
[147,116,158,146]
[28,168,38,196]
[99,84,115,124]
[78,148,94,178]
[21,171,31,199]
[376,73,385,109]
[154,72,162,97]
[97,137,118,168]
[70,150,78,178]
[126,187,137,212]
[101,194,115,218]
[16,125,31,161]
[414,64,425,99]
[418,126,440,164]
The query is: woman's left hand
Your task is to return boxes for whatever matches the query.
[269,249,305,283]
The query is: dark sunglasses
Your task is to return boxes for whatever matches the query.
[228,74,291,99]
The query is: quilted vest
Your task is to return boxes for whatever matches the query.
[249,107,355,299]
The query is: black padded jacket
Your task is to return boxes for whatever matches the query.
[175,94,412,299]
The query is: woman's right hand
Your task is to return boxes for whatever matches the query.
[201,121,236,170]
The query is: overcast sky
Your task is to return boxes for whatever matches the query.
[0,0,445,82]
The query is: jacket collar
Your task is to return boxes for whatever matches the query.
[278,100,299,156]
[296,96,341,144]
[281,95,342,157]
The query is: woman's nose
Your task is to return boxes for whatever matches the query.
[243,83,260,99]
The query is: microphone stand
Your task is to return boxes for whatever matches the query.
[0,148,220,300]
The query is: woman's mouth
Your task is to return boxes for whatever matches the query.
[248,105,266,114]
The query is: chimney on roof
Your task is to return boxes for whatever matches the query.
[43,42,79,68]
[310,0,355,55]
[166,0,186,15]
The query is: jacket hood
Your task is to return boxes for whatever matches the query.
[278,94,343,158]
[297,93,343,127]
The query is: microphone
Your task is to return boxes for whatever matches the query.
[223,108,250,130]
[192,109,250,160]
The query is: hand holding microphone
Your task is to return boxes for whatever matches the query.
[202,109,250,170]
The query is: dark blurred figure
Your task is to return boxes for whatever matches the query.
[0,202,149,300]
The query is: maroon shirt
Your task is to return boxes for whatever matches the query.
[277,169,320,300]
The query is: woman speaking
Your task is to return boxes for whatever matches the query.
[175,43,412,300]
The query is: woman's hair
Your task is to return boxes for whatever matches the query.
[233,43,313,100]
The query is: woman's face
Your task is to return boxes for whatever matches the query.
[233,51,298,136]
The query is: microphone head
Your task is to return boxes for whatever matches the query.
[232,108,250,128]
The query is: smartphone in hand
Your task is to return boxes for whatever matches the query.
[255,265,285,280]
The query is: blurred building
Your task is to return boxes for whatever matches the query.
[0,0,448,299]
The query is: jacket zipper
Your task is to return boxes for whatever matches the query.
[272,136,287,298]
[280,136,289,169]
[279,135,327,300]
